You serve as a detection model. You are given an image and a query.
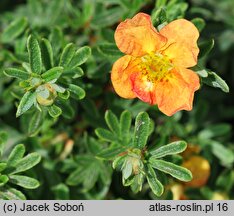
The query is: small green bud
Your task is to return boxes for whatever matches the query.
[36,83,57,106]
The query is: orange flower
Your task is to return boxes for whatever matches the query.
[111,13,200,116]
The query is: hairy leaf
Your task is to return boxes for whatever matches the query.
[1,17,28,43]
[52,183,69,200]
[192,18,206,32]
[0,186,26,200]
[97,146,127,160]
[0,163,7,172]
[95,128,116,142]
[69,46,91,68]
[146,165,164,196]
[199,39,214,58]
[16,91,36,117]
[59,43,76,67]
[48,105,62,118]
[10,153,41,174]
[41,38,54,70]
[105,110,120,136]
[27,35,42,74]
[4,68,30,80]
[120,110,132,143]
[133,112,150,149]
[9,175,40,189]
[149,159,192,182]
[0,175,9,186]
[41,67,63,82]
[150,141,187,158]
[68,84,85,100]
[28,111,43,136]
[7,144,25,167]
[97,44,122,58]
[202,71,229,93]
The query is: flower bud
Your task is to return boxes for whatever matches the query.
[36,83,57,106]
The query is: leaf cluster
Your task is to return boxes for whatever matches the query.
[0,132,41,200]
[96,111,192,196]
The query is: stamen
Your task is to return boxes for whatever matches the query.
[140,52,173,82]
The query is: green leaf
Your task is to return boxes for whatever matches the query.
[133,112,150,149]
[16,91,36,117]
[10,153,41,174]
[100,28,115,43]
[156,0,167,8]
[112,156,126,170]
[120,110,132,143]
[0,186,26,200]
[97,44,122,58]
[41,38,54,70]
[4,68,30,80]
[166,1,188,21]
[0,175,9,186]
[52,183,69,200]
[216,170,234,192]
[91,7,123,28]
[0,163,7,172]
[69,46,91,68]
[151,7,167,27]
[105,110,120,135]
[65,166,81,186]
[22,62,32,73]
[150,141,187,158]
[59,43,76,67]
[66,159,99,190]
[58,90,70,100]
[198,123,231,140]
[148,120,155,136]
[28,0,42,14]
[50,84,65,93]
[146,165,164,196]
[130,173,144,193]
[48,105,62,118]
[95,128,116,142]
[149,159,192,182]
[97,146,127,160]
[199,39,214,59]
[83,166,100,192]
[68,84,85,100]
[1,17,28,43]
[27,35,42,74]
[122,159,133,180]
[0,132,8,156]
[41,67,63,82]
[46,0,65,25]
[49,27,64,55]
[57,100,74,119]
[202,71,229,93]
[7,144,25,167]
[63,67,84,79]
[195,68,208,78]
[192,18,206,32]
[211,141,234,166]
[9,175,40,189]
[28,111,43,136]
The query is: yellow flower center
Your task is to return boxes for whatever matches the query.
[140,52,173,82]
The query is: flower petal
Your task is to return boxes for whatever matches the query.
[159,19,199,68]
[155,68,200,116]
[111,55,140,99]
[115,13,167,57]
[130,73,157,105]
